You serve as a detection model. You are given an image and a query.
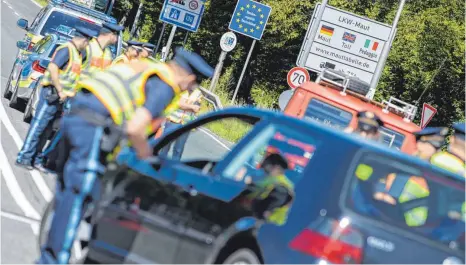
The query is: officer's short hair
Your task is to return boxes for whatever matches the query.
[261,153,289,170]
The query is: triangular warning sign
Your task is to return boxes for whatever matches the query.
[421,103,437,129]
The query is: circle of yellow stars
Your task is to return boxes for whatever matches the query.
[235,2,265,33]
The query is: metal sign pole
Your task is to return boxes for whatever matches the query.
[209,51,227,92]
[155,23,167,55]
[297,0,328,67]
[183,31,189,47]
[368,0,406,99]
[162,25,177,62]
[231,39,256,104]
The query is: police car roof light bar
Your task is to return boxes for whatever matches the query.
[50,0,116,23]
[381,96,417,122]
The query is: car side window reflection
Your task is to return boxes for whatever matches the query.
[157,117,254,164]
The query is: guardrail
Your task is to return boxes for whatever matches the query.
[198,86,223,110]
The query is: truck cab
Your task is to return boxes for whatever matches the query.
[283,69,421,154]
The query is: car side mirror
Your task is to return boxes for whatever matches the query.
[16,41,29,50]
[17,18,29,30]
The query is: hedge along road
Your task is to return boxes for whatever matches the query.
[0,0,231,262]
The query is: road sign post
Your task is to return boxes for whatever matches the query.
[287,67,310,90]
[420,103,437,129]
[228,0,272,104]
[210,32,237,92]
[278,90,294,110]
[162,25,177,62]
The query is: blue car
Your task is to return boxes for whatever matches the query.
[39,108,465,264]
[3,34,67,119]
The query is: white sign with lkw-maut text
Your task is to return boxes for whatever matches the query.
[297,4,393,84]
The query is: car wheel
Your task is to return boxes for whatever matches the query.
[23,85,37,123]
[3,65,17,99]
[39,198,91,264]
[222,249,261,264]
[8,70,24,109]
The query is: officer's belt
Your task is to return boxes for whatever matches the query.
[69,107,115,128]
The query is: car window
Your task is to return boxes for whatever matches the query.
[346,152,465,251]
[222,124,318,185]
[304,98,353,130]
[157,117,255,163]
[40,11,118,56]
[379,126,405,150]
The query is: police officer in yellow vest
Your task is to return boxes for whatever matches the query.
[80,22,122,77]
[112,40,142,65]
[138,42,155,59]
[16,27,96,171]
[246,153,294,226]
[431,122,466,176]
[414,127,449,160]
[159,86,203,159]
[37,47,214,264]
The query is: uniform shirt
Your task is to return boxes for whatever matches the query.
[72,75,175,119]
[44,47,70,90]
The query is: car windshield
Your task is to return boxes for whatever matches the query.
[304,98,353,130]
[346,153,465,252]
[40,11,117,56]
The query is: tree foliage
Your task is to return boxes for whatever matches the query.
[112,0,465,126]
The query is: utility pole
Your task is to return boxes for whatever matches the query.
[130,1,144,39]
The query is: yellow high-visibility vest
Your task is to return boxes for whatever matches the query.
[431,151,465,177]
[41,41,82,96]
[167,88,202,124]
[81,38,113,77]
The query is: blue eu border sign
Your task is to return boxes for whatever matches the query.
[160,0,206,32]
[228,0,271,40]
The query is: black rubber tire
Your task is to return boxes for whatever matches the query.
[8,71,23,109]
[23,94,34,123]
[3,65,16,99]
[222,249,261,264]
[38,198,55,249]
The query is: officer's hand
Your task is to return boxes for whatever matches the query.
[58,91,68,102]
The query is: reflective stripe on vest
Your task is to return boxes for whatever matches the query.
[76,59,181,129]
[41,42,82,96]
[168,88,202,124]
[431,151,465,176]
[112,54,129,65]
[247,175,294,226]
[81,38,113,77]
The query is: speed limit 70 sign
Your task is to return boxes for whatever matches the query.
[287,67,310,89]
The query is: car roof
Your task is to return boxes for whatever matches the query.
[207,107,464,183]
[299,82,421,134]
[48,0,117,24]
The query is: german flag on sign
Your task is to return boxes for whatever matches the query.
[320,25,334,36]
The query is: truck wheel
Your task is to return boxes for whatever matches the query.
[222,249,261,264]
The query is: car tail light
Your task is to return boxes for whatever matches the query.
[289,217,364,264]
[32,60,46,73]
[27,42,35,50]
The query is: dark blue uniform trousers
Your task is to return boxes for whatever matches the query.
[39,114,105,264]
[17,87,59,166]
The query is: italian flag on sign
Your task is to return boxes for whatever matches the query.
[364,39,379,51]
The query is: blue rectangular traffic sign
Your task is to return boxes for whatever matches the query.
[160,0,206,32]
[228,0,271,40]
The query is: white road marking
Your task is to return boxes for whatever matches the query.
[14,11,20,16]
[0,145,41,221]
[0,86,53,202]
[199,128,231,150]
[1,210,40,224]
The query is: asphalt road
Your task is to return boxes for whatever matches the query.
[0,1,231,262]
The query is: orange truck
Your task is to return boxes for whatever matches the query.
[283,69,421,154]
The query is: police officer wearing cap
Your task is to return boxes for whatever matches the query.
[431,122,466,175]
[346,111,384,141]
[414,127,448,160]
[80,22,123,77]
[36,47,214,264]
[112,40,142,65]
[16,27,96,171]
[138,42,155,59]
